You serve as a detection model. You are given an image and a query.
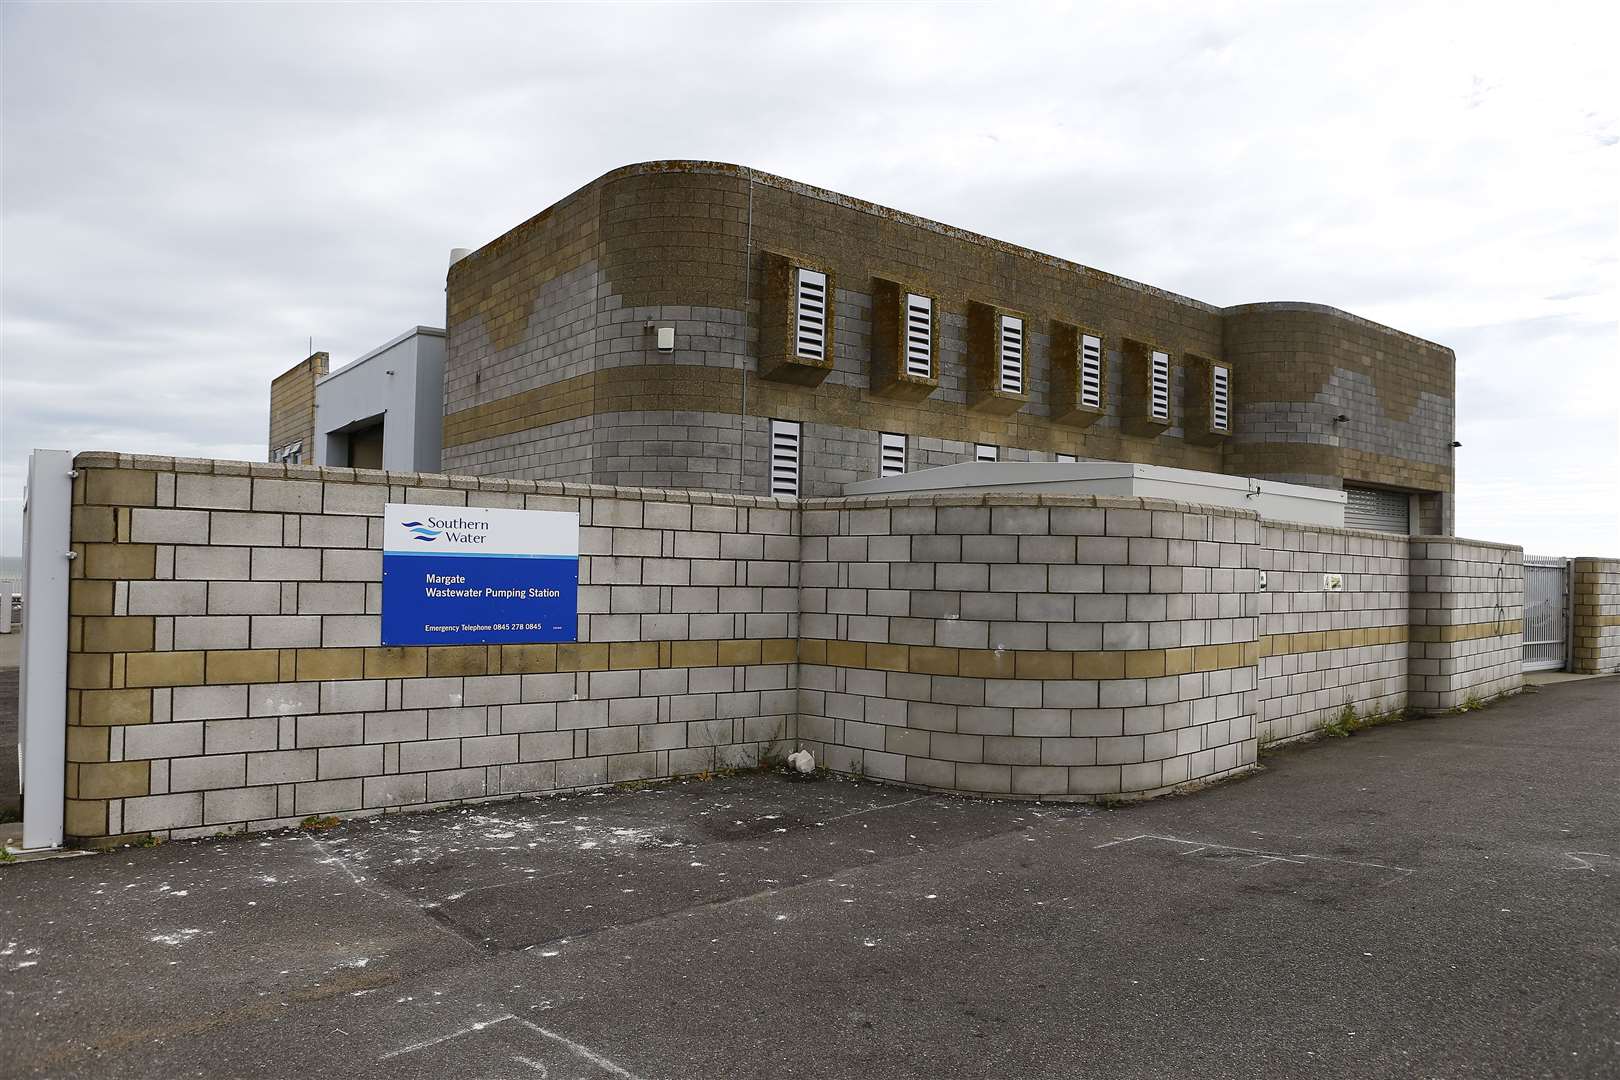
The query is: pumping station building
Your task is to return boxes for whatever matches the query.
[10,162,1616,850]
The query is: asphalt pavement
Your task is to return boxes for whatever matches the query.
[1,676,1615,1079]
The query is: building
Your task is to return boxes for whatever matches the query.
[269,326,445,472]
[437,161,1456,534]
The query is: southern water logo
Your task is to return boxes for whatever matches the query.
[401,521,441,543]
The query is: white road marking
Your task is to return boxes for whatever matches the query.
[378,1014,515,1061]
[513,1018,648,1079]
[1562,852,1613,871]
[378,1012,650,1078]
[1091,833,1414,879]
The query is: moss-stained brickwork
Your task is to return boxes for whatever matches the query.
[441,162,1454,506]
[268,353,329,462]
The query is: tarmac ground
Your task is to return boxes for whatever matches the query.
[0,676,1616,1079]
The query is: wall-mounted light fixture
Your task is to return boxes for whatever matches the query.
[1451,441,1463,448]
[1333,414,1350,423]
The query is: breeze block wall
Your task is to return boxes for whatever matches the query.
[1255,523,1410,743]
[1570,558,1620,674]
[63,453,799,845]
[441,162,1456,508]
[1406,539,1524,710]
[794,495,1262,800]
[60,453,1538,843]
[267,351,329,462]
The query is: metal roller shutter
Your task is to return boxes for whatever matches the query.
[1344,486,1410,534]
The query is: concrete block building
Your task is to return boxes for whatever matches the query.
[269,327,445,472]
[437,161,1456,534]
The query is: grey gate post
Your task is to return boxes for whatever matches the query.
[19,449,73,851]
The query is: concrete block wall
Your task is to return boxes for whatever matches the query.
[1571,558,1620,674]
[794,496,1262,800]
[60,453,1542,842]
[438,162,1455,519]
[267,352,330,462]
[1407,539,1524,710]
[63,453,799,845]
[1255,524,1410,742]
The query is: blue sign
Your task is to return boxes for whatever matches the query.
[381,504,579,645]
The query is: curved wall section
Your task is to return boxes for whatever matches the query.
[795,494,1262,800]
[1222,303,1455,527]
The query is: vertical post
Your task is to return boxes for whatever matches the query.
[20,449,72,851]
[1564,557,1576,673]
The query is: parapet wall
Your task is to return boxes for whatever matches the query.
[61,454,1532,843]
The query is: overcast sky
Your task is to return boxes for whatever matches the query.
[3,1,1616,561]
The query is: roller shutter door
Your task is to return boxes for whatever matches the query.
[1344,486,1410,534]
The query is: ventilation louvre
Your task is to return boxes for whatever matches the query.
[904,294,932,378]
[794,268,827,362]
[1080,334,1103,409]
[975,443,999,463]
[1211,364,1231,431]
[1149,350,1171,421]
[998,316,1024,394]
[880,432,906,478]
[770,420,801,497]
[1344,485,1410,534]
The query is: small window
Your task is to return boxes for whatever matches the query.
[998,315,1024,394]
[794,268,827,362]
[1080,334,1103,410]
[1211,364,1231,432]
[905,294,932,378]
[770,420,801,497]
[1149,350,1171,421]
[273,441,302,465]
[1056,453,1077,463]
[975,443,999,463]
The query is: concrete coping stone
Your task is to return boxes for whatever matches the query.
[806,490,1263,520]
[1265,520,1428,545]
[73,452,801,511]
[1410,536,1525,555]
[72,455,1535,543]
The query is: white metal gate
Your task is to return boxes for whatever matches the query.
[1522,557,1569,672]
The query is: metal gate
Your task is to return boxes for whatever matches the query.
[1523,557,1569,672]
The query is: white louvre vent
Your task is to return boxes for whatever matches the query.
[794,268,827,362]
[770,420,801,497]
[998,315,1024,394]
[975,443,999,463]
[1211,364,1231,431]
[1080,334,1102,410]
[1150,350,1171,421]
[1056,453,1077,463]
[1344,486,1410,534]
[880,432,906,477]
[905,294,932,378]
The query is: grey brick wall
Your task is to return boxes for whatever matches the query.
[67,454,1535,842]
[1255,524,1410,743]
[794,497,1262,799]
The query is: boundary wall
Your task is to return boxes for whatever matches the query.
[60,454,1529,844]
[1571,558,1620,674]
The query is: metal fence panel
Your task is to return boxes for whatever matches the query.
[1522,557,1568,672]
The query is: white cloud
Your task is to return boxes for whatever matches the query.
[2,0,1616,559]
